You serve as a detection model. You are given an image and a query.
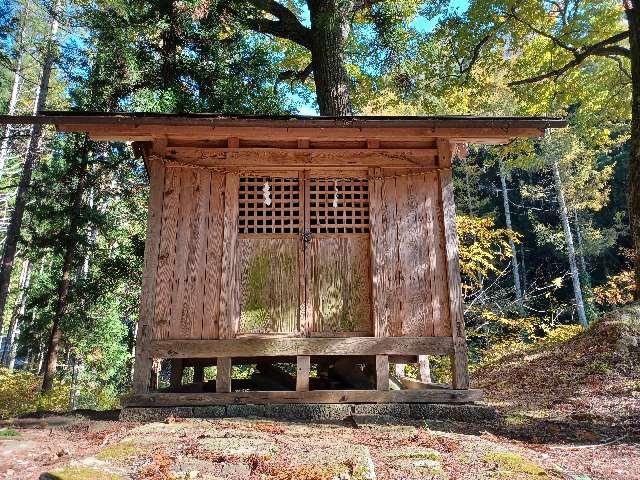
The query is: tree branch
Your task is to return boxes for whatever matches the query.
[508,30,630,86]
[507,8,577,53]
[277,62,313,83]
[223,0,312,49]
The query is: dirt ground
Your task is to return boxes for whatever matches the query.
[1,412,638,480]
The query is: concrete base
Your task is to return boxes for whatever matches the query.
[120,402,497,423]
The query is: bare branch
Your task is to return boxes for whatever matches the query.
[507,8,577,53]
[222,0,312,49]
[277,63,313,83]
[509,30,630,86]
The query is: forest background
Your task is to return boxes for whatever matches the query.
[0,0,635,413]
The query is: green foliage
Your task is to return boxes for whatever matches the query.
[0,367,69,419]
[457,215,519,292]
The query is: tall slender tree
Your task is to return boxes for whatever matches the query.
[0,0,63,338]
[498,159,523,305]
[41,135,89,393]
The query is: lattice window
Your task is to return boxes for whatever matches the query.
[309,178,369,234]
[238,176,301,234]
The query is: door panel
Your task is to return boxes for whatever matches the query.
[233,172,372,338]
[236,174,303,336]
[305,176,372,336]
[307,236,372,334]
[238,238,300,334]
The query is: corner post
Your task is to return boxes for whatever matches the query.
[437,139,470,390]
[133,147,166,394]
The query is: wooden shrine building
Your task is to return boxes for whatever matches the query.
[1,113,566,406]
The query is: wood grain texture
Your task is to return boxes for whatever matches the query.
[376,355,389,391]
[425,172,450,336]
[216,357,232,393]
[123,388,484,406]
[169,168,193,339]
[202,173,226,339]
[153,166,181,340]
[368,168,384,338]
[219,174,240,339]
[296,355,310,391]
[177,169,210,339]
[164,147,438,168]
[308,237,372,334]
[438,139,470,389]
[237,239,300,334]
[380,176,401,336]
[151,336,454,357]
[396,175,430,337]
[133,158,165,393]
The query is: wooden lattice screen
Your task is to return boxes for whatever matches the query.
[309,178,369,234]
[238,176,301,234]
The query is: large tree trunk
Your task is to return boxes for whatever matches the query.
[0,0,62,339]
[498,159,523,305]
[41,138,89,393]
[308,0,354,116]
[551,159,589,328]
[1,259,31,368]
[626,2,640,300]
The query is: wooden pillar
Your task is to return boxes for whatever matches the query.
[216,357,232,393]
[169,359,184,388]
[133,154,165,394]
[296,355,310,391]
[149,358,162,391]
[219,174,240,339]
[376,354,389,391]
[418,355,432,383]
[193,364,205,384]
[437,139,470,390]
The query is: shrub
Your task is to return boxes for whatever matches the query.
[0,367,70,419]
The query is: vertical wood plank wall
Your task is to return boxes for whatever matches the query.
[369,169,452,338]
[146,156,463,349]
[152,165,230,341]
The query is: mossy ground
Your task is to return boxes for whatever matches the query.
[41,466,124,480]
[483,451,548,478]
[0,427,19,437]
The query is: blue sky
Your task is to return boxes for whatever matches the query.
[296,0,470,115]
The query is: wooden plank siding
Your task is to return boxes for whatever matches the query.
[145,144,466,374]
[369,169,451,338]
[132,156,165,393]
[151,166,233,341]
[307,237,372,335]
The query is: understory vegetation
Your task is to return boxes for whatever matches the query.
[0,0,637,416]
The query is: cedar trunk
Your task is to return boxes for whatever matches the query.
[308,0,353,116]
[41,139,89,393]
[626,3,640,300]
[0,0,62,337]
